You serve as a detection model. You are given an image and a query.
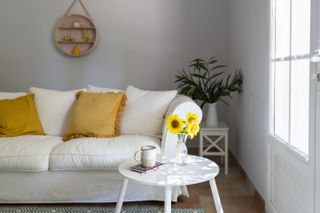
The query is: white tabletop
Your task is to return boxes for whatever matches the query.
[201,122,228,130]
[118,155,220,187]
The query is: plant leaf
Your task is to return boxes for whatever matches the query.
[191,73,207,79]
[174,57,243,105]
[210,65,227,71]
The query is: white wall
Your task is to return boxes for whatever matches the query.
[0,0,228,92]
[227,0,269,199]
[0,0,270,200]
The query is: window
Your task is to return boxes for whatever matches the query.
[271,0,310,156]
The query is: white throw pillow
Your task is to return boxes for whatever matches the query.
[121,85,177,135]
[29,87,86,136]
[0,92,26,100]
[88,85,122,93]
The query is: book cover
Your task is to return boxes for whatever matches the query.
[130,162,165,174]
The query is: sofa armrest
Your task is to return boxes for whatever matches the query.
[161,95,202,156]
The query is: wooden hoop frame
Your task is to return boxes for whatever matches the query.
[54,0,99,57]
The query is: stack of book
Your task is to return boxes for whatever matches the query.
[130,162,165,174]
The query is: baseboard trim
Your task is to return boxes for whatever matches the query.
[236,156,266,211]
[266,202,278,213]
[255,190,265,211]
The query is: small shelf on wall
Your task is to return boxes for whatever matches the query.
[58,41,95,44]
[58,27,96,30]
[54,14,99,57]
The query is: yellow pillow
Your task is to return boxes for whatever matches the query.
[0,94,44,137]
[63,92,127,141]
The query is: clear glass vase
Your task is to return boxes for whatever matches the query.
[175,133,188,165]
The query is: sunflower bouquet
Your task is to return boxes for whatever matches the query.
[166,112,200,139]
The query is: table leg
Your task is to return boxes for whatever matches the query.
[164,186,171,213]
[209,179,223,213]
[115,178,129,213]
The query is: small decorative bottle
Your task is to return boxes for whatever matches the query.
[73,47,80,56]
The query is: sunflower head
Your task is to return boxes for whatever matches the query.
[186,112,199,125]
[166,114,183,135]
[186,122,200,139]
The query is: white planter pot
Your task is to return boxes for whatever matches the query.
[205,103,218,127]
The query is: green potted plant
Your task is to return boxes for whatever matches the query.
[175,57,243,127]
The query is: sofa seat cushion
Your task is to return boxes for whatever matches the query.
[49,135,161,171]
[0,135,62,172]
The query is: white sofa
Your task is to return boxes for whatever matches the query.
[0,90,202,203]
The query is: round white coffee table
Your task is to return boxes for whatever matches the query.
[115,155,223,213]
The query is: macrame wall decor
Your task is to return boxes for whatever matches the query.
[54,0,99,57]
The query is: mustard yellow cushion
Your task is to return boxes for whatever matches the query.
[63,92,127,141]
[0,94,44,137]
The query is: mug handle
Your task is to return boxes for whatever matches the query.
[134,150,142,162]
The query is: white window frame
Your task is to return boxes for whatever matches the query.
[269,0,310,161]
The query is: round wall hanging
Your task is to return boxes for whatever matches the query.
[54,0,99,57]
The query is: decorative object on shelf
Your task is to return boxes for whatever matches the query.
[73,21,81,28]
[72,46,80,56]
[175,57,243,127]
[63,35,74,42]
[54,0,99,57]
[165,112,200,165]
[82,29,90,42]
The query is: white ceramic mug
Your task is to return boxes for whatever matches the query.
[134,145,157,168]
